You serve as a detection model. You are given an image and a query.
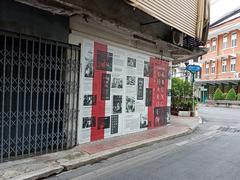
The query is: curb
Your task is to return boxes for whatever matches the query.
[10,166,64,180]
[62,127,198,171]
[9,124,199,180]
[60,125,199,172]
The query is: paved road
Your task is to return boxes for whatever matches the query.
[49,106,240,180]
[199,105,240,127]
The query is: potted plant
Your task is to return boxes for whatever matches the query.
[171,78,196,117]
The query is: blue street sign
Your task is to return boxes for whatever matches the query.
[186,65,201,73]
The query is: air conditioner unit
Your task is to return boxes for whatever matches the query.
[172,30,184,46]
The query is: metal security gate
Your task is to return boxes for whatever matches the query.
[0,30,80,162]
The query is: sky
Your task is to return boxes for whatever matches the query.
[210,0,240,24]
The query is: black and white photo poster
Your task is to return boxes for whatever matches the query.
[96,50,113,71]
[144,61,153,77]
[98,116,110,129]
[84,61,94,78]
[101,74,111,100]
[83,95,97,106]
[127,57,136,67]
[126,76,136,86]
[83,43,94,78]
[140,114,148,128]
[154,107,168,126]
[145,88,152,106]
[137,78,144,100]
[126,96,135,113]
[113,95,122,114]
[112,76,123,89]
[82,117,96,128]
[111,115,119,134]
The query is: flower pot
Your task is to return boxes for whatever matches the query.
[178,111,191,117]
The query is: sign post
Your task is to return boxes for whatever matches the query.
[186,65,201,116]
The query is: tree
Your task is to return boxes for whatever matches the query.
[237,93,240,101]
[222,93,227,100]
[171,78,193,112]
[226,88,236,101]
[213,88,223,100]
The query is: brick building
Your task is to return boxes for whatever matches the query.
[197,10,240,102]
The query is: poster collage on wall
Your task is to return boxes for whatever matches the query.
[78,39,171,144]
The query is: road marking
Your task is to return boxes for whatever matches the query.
[176,140,190,146]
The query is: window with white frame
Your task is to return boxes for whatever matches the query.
[223,34,228,49]
[206,63,209,74]
[222,59,227,72]
[231,32,237,47]
[211,61,215,74]
[212,39,216,51]
[231,57,236,71]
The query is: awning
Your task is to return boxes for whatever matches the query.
[195,78,240,86]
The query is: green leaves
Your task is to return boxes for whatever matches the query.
[213,88,239,101]
[171,78,193,111]
[213,88,223,100]
[237,93,240,101]
[226,88,237,101]
[213,88,224,101]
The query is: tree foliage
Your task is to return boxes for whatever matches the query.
[222,93,227,100]
[237,93,240,101]
[213,88,223,100]
[226,88,236,101]
[171,78,193,111]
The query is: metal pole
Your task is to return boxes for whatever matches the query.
[192,72,195,116]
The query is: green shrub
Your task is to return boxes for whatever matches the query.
[237,93,240,101]
[226,88,237,101]
[171,78,193,112]
[213,88,223,100]
[222,93,227,100]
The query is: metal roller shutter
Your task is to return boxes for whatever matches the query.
[127,0,198,38]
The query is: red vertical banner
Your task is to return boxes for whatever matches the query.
[148,58,169,128]
[91,42,107,141]
[161,61,169,107]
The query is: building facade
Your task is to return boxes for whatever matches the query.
[197,12,240,102]
[0,0,209,162]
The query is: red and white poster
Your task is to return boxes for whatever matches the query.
[78,39,171,144]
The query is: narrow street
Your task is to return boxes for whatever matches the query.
[49,106,240,180]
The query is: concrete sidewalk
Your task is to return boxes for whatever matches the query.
[0,116,200,180]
